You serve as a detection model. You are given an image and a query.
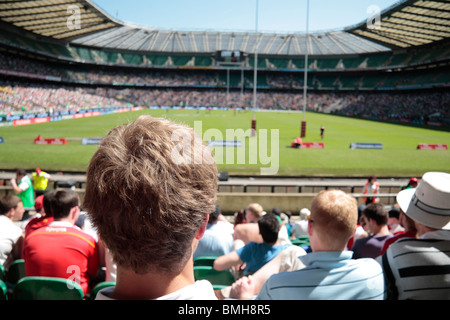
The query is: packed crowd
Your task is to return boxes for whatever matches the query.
[1,117,449,300]
[334,91,450,124]
[0,81,127,115]
[0,52,222,87]
[1,80,449,127]
[1,50,449,124]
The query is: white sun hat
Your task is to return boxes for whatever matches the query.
[396,172,450,230]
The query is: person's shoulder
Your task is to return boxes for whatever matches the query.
[353,257,383,270]
[70,226,96,238]
[389,236,450,254]
[235,223,254,232]
[263,267,310,290]
[61,226,97,247]
[353,235,370,246]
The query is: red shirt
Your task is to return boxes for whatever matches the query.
[23,222,98,295]
[24,216,54,238]
[380,230,417,256]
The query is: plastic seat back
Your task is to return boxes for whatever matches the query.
[193,266,235,289]
[0,280,7,300]
[6,259,26,285]
[193,256,218,267]
[0,264,5,281]
[13,276,84,300]
[89,281,115,300]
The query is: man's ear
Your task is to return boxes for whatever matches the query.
[307,219,313,237]
[195,214,209,240]
[69,206,80,224]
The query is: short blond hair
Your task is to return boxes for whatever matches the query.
[310,190,357,248]
[83,116,218,275]
[246,203,263,219]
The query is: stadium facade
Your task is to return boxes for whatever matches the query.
[0,0,449,126]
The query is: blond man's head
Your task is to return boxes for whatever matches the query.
[310,190,357,250]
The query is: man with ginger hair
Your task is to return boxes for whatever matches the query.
[231,190,384,300]
[83,116,218,300]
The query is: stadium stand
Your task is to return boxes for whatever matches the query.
[1,1,449,301]
[0,0,449,125]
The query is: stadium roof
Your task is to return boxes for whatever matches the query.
[70,27,389,55]
[0,0,120,40]
[0,0,449,55]
[347,0,450,49]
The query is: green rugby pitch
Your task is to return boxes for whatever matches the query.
[0,109,448,177]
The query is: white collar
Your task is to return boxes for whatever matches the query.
[48,221,74,228]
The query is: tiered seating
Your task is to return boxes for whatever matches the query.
[316,58,340,70]
[341,56,366,69]
[366,54,390,68]
[317,75,340,89]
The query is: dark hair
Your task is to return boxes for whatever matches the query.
[43,190,57,217]
[271,208,281,216]
[234,209,245,225]
[258,213,279,244]
[16,169,27,177]
[362,203,388,226]
[388,207,401,219]
[51,190,80,219]
[208,205,221,224]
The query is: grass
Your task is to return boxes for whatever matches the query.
[0,108,449,177]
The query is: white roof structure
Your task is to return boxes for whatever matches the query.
[1,0,449,55]
[70,27,388,55]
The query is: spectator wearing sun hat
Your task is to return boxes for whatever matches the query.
[382,172,450,300]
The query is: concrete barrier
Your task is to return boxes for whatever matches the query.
[216,192,397,214]
[0,184,398,215]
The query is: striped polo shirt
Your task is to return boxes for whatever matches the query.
[256,251,384,300]
[382,230,450,300]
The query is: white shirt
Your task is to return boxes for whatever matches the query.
[0,215,22,265]
[194,221,234,258]
[293,220,309,238]
[96,280,217,300]
[17,176,31,192]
